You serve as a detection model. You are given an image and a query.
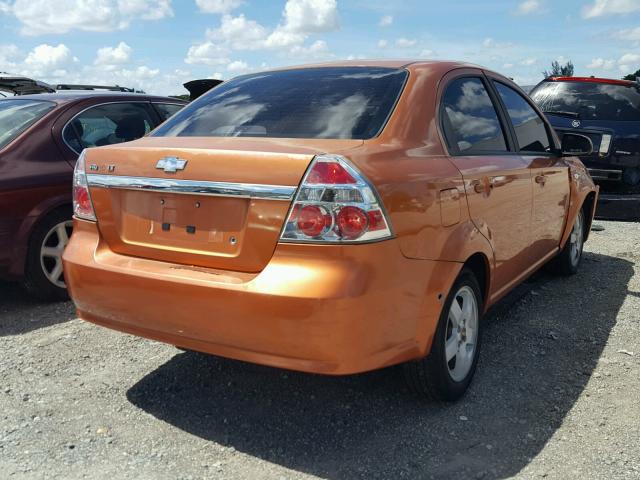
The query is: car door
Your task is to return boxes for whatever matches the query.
[490,79,569,263]
[439,71,533,299]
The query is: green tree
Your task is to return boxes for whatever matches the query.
[623,68,640,81]
[543,60,574,78]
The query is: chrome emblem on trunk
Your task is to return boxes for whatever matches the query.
[156,156,187,173]
[571,120,581,128]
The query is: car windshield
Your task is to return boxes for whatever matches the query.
[0,99,55,149]
[152,67,408,140]
[530,80,640,122]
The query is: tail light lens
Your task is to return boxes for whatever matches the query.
[73,150,96,221]
[280,154,393,243]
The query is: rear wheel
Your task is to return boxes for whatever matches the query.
[23,208,72,302]
[404,268,483,401]
[549,209,585,276]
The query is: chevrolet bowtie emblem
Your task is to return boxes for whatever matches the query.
[156,156,187,173]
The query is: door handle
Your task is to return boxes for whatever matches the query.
[490,175,508,188]
[471,179,488,193]
[535,174,547,185]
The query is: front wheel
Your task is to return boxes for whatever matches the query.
[403,268,483,401]
[549,209,585,276]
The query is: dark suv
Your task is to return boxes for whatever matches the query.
[530,76,640,189]
[0,92,186,300]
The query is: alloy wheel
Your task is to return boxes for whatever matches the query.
[40,220,73,289]
[445,285,479,382]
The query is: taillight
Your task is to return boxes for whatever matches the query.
[73,150,96,221]
[280,154,393,243]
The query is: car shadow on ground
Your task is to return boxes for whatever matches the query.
[0,281,76,336]
[127,251,633,479]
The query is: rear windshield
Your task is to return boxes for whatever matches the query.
[152,67,408,140]
[0,99,55,149]
[530,81,640,121]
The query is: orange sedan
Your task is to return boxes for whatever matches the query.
[63,61,598,401]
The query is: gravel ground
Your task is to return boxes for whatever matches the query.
[1,220,639,480]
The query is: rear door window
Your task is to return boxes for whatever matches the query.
[494,82,551,153]
[441,77,508,154]
[153,103,184,122]
[63,102,155,154]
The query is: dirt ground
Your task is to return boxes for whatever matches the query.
[1,220,639,480]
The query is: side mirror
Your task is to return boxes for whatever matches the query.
[561,133,593,156]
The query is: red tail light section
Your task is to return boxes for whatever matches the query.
[280,155,393,243]
[73,150,97,221]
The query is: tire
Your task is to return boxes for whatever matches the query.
[548,209,585,276]
[22,208,73,302]
[403,268,483,401]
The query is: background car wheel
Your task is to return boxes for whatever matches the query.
[23,208,72,302]
[403,268,483,401]
[548,209,585,276]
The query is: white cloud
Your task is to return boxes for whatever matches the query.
[520,58,537,66]
[185,42,230,66]
[379,14,392,26]
[94,42,132,66]
[614,26,640,44]
[206,14,268,50]
[377,39,388,49]
[23,43,78,77]
[0,44,21,64]
[195,0,243,14]
[264,0,339,48]
[227,60,250,72]
[618,52,640,72]
[2,0,173,35]
[583,0,640,18]
[420,49,434,57]
[482,38,516,49]
[278,0,339,34]
[503,63,514,69]
[514,0,543,15]
[289,40,332,58]
[395,37,416,48]
[587,57,616,70]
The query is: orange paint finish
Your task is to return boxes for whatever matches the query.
[63,60,597,375]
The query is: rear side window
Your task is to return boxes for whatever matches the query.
[494,82,551,153]
[151,67,408,140]
[154,103,184,122]
[441,77,507,154]
[0,99,55,150]
[530,81,640,121]
[63,102,155,154]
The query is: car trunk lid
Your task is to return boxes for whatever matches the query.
[85,136,363,272]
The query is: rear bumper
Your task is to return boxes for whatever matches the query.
[63,219,460,374]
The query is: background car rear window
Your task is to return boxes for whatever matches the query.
[0,99,55,150]
[494,82,550,153]
[441,77,507,154]
[151,67,408,140]
[154,103,184,122]
[530,81,640,122]
[63,103,155,154]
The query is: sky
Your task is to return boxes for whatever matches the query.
[0,0,639,96]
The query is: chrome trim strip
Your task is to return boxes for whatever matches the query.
[86,174,296,201]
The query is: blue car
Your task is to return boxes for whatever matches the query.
[530,76,640,191]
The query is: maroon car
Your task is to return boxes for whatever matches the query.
[0,92,186,300]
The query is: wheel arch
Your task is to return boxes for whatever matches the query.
[9,196,72,278]
[462,252,491,312]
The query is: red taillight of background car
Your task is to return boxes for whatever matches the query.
[280,155,393,243]
[72,150,96,221]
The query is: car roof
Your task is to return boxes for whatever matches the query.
[260,59,480,72]
[1,91,187,105]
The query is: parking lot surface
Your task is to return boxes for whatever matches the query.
[1,220,639,480]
